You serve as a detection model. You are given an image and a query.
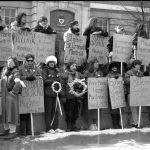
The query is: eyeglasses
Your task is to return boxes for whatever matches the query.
[27,60,33,62]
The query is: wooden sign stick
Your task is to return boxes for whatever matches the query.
[119,62,124,129]
[98,108,100,131]
[30,113,34,136]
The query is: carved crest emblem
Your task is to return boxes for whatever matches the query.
[59,19,64,24]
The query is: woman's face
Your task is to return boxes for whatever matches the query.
[112,66,117,72]
[41,20,48,27]
[134,64,141,71]
[48,61,55,68]
[7,58,15,68]
[70,63,76,71]
[94,61,99,69]
[21,15,26,24]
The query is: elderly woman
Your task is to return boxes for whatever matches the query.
[11,12,31,31]
[33,16,56,34]
[0,57,23,137]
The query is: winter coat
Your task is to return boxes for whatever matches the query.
[42,65,65,98]
[19,64,42,80]
[124,68,143,94]
[84,70,104,78]
[1,68,22,125]
[143,70,150,76]
[33,24,56,34]
[107,36,113,53]
[61,70,84,99]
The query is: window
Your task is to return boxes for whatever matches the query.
[1,8,17,29]
[96,17,109,32]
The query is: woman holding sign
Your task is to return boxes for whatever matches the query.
[0,57,23,137]
[107,62,121,129]
[83,59,104,130]
[124,60,143,128]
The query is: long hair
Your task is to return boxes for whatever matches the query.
[16,12,26,26]
[85,17,97,31]
[88,58,99,73]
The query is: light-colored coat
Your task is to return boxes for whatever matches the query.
[1,68,22,125]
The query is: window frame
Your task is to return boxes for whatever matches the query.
[1,7,17,29]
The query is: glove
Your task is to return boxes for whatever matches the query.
[26,75,36,81]
[9,91,16,97]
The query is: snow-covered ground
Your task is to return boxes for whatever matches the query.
[1,128,150,150]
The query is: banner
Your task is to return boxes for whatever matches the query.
[12,30,56,62]
[19,78,44,114]
[88,78,108,109]
[137,37,150,65]
[13,30,36,61]
[35,33,56,62]
[112,33,132,63]
[88,35,109,64]
[130,76,150,106]
[0,80,2,115]
[0,30,13,61]
[64,33,87,66]
[108,77,126,109]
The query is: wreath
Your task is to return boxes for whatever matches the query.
[51,81,62,126]
[51,81,62,93]
[68,78,87,97]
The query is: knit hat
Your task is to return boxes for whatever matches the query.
[109,62,119,71]
[25,54,35,61]
[70,20,78,27]
[45,56,57,65]
[38,16,48,24]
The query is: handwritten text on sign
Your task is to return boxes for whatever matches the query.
[130,76,150,106]
[64,33,86,66]
[108,77,126,109]
[35,33,56,63]
[0,30,12,61]
[137,37,150,65]
[13,30,36,61]
[88,35,109,64]
[88,78,108,109]
[112,33,132,63]
[0,80,2,115]
[19,78,44,114]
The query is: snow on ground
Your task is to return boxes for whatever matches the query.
[33,127,150,142]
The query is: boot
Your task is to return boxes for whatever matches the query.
[66,122,71,132]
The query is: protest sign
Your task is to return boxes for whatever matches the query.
[108,77,126,109]
[19,78,44,114]
[130,76,150,106]
[112,33,132,63]
[0,30,13,61]
[137,37,150,65]
[0,80,2,115]
[35,33,56,62]
[88,34,109,64]
[64,33,86,66]
[13,30,36,61]
[88,78,108,109]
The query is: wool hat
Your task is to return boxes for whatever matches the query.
[45,56,57,65]
[25,54,35,61]
[70,20,78,27]
[109,62,119,71]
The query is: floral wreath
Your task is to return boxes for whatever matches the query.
[68,78,87,97]
[51,81,62,93]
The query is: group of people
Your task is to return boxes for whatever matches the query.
[0,12,149,138]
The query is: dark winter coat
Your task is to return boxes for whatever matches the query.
[107,36,113,53]
[61,70,84,99]
[19,63,42,80]
[1,68,22,125]
[42,65,65,98]
[143,70,150,76]
[33,24,56,34]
